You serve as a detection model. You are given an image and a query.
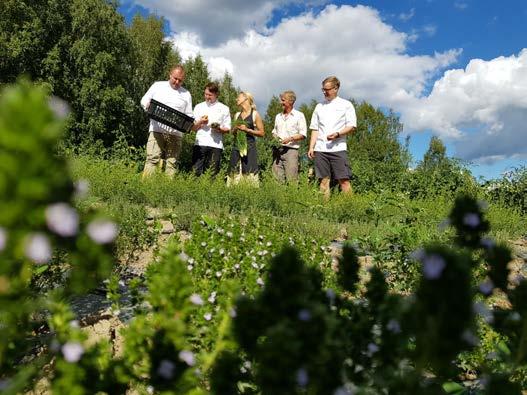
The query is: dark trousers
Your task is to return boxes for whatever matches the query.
[192,145,223,176]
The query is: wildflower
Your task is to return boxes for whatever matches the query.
[256,277,264,286]
[204,312,212,321]
[69,320,80,328]
[216,227,224,234]
[178,252,189,262]
[422,254,446,280]
[298,309,311,321]
[188,258,195,264]
[366,343,379,357]
[187,264,193,271]
[296,368,309,387]
[386,319,401,334]
[25,233,52,264]
[74,179,90,198]
[157,359,175,379]
[473,302,493,323]
[226,231,233,238]
[326,289,336,304]
[48,96,70,119]
[208,291,217,303]
[190,294,204,306]
[0,227,6,251]
[179,350,195,366]
[61,342,84,362]
[478,280,494,296]
[463,213,480,228]
[201,242,207,247]
[219,248,225,255]
[146,386,154,394]
[251,262,258,269]
[87,220,118,244]
[234,264,240,270]
[266,241,272,247]
[229,308,237,318]
[215,271,222,278]
[480,237,495,250]
[258,235,264,240]
[239,236,245,242]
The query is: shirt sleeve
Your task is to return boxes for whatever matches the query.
[309,105,320,130]
[298,112,307,137]
[271,114,279,135]
[221,106,231,129]
[140,83,156,111]
[184,92,193,118]
[193,103,200,119]
[345,102,357,128]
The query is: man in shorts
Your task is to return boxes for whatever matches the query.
[307,76,357,198]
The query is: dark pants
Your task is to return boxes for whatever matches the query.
[192,145,223,176]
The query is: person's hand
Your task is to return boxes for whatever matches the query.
[327,132,340,141]
[308,148,315,160]
[238,124,250,133]
[200,115,209,126]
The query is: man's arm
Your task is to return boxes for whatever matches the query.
[308,129,318,159]
[140,83,156,111]
[327,125,356,141]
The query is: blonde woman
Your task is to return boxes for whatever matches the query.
[228,92,265,176]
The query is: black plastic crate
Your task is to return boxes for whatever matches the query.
[147,98,195,133]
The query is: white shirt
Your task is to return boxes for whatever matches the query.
[309,97,356,152]
[271,108,307,149]
[141,81,193,137]
[193,101,232,149]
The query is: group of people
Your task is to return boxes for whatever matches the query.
[140,65,357,197]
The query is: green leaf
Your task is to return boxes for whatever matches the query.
[442,381,467,394]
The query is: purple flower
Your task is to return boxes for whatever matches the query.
[157,359,175,379]
[48,96,70,119]
[0,227,6,251]
[296,368,309,387]
[46,203,79,237]
[480,237,495,250]
[204,312,212,321]
[179,350,195,366]
[478,280,494,296]
[422,254,446,279]
[25,233,52,264]
[298,309,312,321]
[190,294,204,306]
[463,213,480,228]
[87,220,118,244]
[61,342,84,362]
[366,343,379,356]
[386,319,401,333]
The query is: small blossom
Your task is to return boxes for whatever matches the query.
[48,96,70,119]
[219,248,225,255]
[187,264,194,271]
[188,258,195,264]
[386,319,401,334]
[266,241,272,247]
[179,350,195,366]
[298,309,311,321]
[229,308,237,318]
[258,235,264,240]
[239,236,245,242]
[480,237,495,250]
[226,231,233,238]
[69,320,80,328]
[216,227,224,234]
[234,263,240,270]
[296,368,309,387]
[178,252,189,262]
[87,220,118,244]
[190,294,204,306]
[473,302,493,323]
[61,342,84,362]
[256,277,264,286]
[0,227,6,251]
[422,254,446,280]
[215,271,222,278]
[25,233,52,264]
[326,289,336,303]
[478,280,494,296]
[463,213,480,228]
[366,343,379,356]
[74,179,90,198]
[201,242,207,247]
[146,386,154,394]
[208,291,217,303]
[204,312,212,321]
[157,359,175,379]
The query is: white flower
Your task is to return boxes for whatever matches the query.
[266,241,272,247]
[208,291,217,303]
[298,309,311,321]
[256,277,264,286]
[386,319,401,334]
[87,220,118,244]
[234,264,240,270]
[178,252,189,262]
[219,248,225,255]
[422,254,446,280]
[74,179,90,198]
[258,235,264,240]
[226,231,233,238]
[157,359,175,379]
[187,264,193,271]
[179,350,195,366]
[201,242,207,247]
[48,96,70,119]
[190,294,204,306]
[251,262,259,269]
[215,271,222,278]
[463,213,480,228]
[204,312,212,321]
[25,233,52,264]
[146,386,154,394]
[296,368,309,387]
[69,320,80,328]
[0,227,6,251]
[61,342,84,362]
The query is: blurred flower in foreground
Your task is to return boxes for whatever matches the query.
[422,254,446,280]
[179,350,195,366]
[190,293,204,305]
[0,227,6,251]
[25,233,52,264]
[87,220,118,244]
[61,342,84,362]
[46,203,79,237]
[296,368,309,387]
[157,359,175,379]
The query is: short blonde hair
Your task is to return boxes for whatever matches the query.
[322,76,340,89]
[280,90,296,103]
[240,91,257,110]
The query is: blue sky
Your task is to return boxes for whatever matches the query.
[120,0,527,180]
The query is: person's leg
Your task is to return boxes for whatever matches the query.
[338,179,352,194]
[329,151,353,194]
[320,177,331,200]
[142,132,163,178]
[314,151,332,199]
[210,148,223,176]
[192,145,206,176]
[272,149,286,183]
[164,134,182,177]
[283,148,299,183]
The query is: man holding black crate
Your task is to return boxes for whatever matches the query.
[192,82,231,176]
[141,65,197,177]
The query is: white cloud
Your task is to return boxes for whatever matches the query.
[403,50,527,162]
[454,2,468,10]
[128,0,329,46]
[399,8,415,22]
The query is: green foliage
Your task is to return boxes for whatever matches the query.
[484,166,527,214]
